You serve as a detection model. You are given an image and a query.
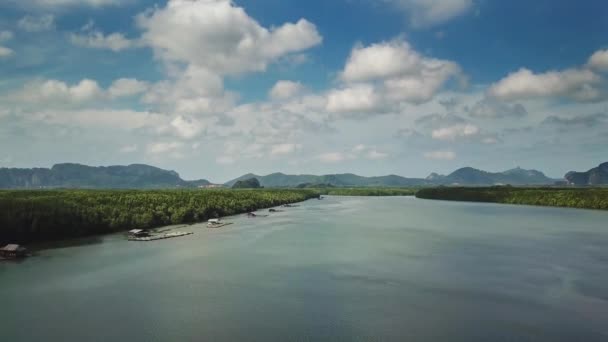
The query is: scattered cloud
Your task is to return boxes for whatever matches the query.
[0,31,13,42]
[70,22,137,51]
[424,150,456,160]
[318,152,347,163]
[108,78,149,98]
[0,46,14,58]
[383,0,474,28]
[269,81,306,100]
[270,143,302,156]
[588,49,608,72]
[135,0,322,75]
[432,124,479,140]
[489,50,608,103]
[8,78,149,107]
[18,14,55,32]
[489,68,601,102]
[9,0,122,9]
[467,98,528,119]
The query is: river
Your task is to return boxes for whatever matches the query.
[2,196,608,341]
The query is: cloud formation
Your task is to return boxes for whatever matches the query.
[136,0,322,75]
[384,0,473,27]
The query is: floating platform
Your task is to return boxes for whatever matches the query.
[207,222,234,229]
[129,231,193,242]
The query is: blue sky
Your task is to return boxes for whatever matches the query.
[0,0,607,182]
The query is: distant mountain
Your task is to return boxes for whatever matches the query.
[232,178,262,189]
[225,172,428,188]
[0,163,211,189]
[565,162,608,185]
[427,167,556,185]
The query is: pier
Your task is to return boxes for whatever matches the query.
[129,231,193,242]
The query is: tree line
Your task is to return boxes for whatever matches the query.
[416,187,608,210]
[0,189,320,244]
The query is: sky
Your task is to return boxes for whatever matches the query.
[0,0,607,182]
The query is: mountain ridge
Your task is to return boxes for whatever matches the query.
[565,162,608,185]
[0,163,210,189]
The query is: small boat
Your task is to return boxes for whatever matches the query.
[269,208,284,213]
[208,218,230,228]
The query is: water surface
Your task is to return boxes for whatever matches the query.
[2,197,608,341]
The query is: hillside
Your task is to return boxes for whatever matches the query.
[565,162,608,185]
[427,167,556,186]
[224,172,428,188]
[0,163,211,189]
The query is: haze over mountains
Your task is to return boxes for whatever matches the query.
[225,167,557,188]
[2,162,606,189]
[0,163,210,189]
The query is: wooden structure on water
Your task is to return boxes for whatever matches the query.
[0,244,28,259]
[129,231,193,242]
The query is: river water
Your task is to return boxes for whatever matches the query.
[2,196,608,341]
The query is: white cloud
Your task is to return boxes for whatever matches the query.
[8,78,150,106]
[269,81,305,100]
[13,79,103,105]
[270,143,301,156]
[11,0,121,9]
[384,0,473,28]
[18,14,55,32]
[0,31,13,42]
[318,152,347,163]
[136,0,322,75]
[146,141,183,155]
[432,124,479,140]
[326,84,380,113]
[142,65,234,116]
[70,30,136,52]
[489,68,602,102]
[170,115,207,139]
[367,149,389,160]
[0,46,14,58]
[119,145,138,153]
[424,150,456,160]
[108,78,149,98]
[588,49,608,72]
[338,39,463,106]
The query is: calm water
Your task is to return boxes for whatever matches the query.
[2,196,608,341]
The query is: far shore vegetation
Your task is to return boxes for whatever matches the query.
[416,186,608,211]
[0,189,320,244]
[3,186,608,246]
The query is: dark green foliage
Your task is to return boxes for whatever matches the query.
[416,187,608,210]
[321,188,417,196]
[0,189,319,244]
[232,178,262,189]
[296,183,335,189]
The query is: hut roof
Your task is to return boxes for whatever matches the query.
[1,244,21,252]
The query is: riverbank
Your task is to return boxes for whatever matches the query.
[320,188,417,196]
[0,189,320,244]
[416,187,608,210]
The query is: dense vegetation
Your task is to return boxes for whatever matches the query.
[321,188,417,196]
[0,189,319,244]
[416,187,608,210]
[232,178,262,189]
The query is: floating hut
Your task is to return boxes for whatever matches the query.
[208,218,231,228]
[128,229,149,238]
[0,244,28,259]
